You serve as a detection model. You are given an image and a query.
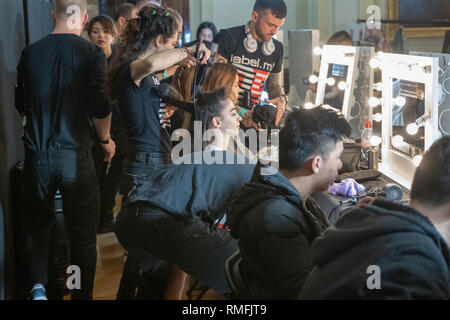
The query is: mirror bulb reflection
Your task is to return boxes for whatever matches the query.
[394,96,406,107]
[392,135,405,148]
[373,113,383,122]
[304,102,315,109]
[338,81,347,91]
[326,78,336,86]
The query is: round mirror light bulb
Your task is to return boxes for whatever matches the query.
[369,97,380,107]
[326,78,336,86]
[374,82,383,91]
[338,81,347,91]
[407,123,419,135]
[313,47,322,56]
[373,113,383,122]
[309,75,318,84]
[394,96,406,107]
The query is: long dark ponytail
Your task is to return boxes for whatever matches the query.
[107,5,181,98]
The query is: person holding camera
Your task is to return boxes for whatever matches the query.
[214,0,288,128]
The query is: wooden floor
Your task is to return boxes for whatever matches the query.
[90,195,226,300]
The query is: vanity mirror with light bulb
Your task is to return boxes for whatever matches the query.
[410,52,450,139]
[371,53,440,189]
[314,45,375,139]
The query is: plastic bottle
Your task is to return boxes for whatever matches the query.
[360,121,373,167]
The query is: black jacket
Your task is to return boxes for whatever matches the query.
[125,151,255,223]
[299,198,450,300]
[227,163,329,299]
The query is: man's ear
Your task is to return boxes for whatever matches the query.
[311,155,321,174]
[251,11,259,24]
[81,13,89,29]
[51,10,56,22]
[210,116,222,129]
[118,16,126,27]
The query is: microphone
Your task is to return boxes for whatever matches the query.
[152,84,195,115]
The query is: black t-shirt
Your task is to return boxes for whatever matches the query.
[215,25,283,105]
[113,60,172,154]
[16,34,111,151]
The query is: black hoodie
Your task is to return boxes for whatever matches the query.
[299,198,450,300]
[227,163,329,299]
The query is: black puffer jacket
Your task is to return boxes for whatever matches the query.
[299,198,450,299]
[227,163,329,299]
[125,151,255,223]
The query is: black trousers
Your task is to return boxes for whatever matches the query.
[24,148,99,300]
[116,151,172,299]
[115,205,238,297]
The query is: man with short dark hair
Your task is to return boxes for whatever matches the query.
[215,0,288,128]
[227,106,352,299]
[299,136,450,300]
[134,0,162,10]
[114,3,138,37]
[15,0,115,300]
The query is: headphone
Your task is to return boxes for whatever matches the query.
[243,23,276,56]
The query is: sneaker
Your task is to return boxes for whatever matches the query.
[30,283,48,300]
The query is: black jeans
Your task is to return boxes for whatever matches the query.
[119,151,172,199]
[115,205,238,296]
[24,148,99,300]
[116,151,172,299]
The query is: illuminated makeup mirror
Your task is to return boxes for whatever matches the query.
[374,53,439,189]
[315,45,374,139]
[410,52,450,138]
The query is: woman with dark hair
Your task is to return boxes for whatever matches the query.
[184,21,217,47]
[115,88,254,300]
[111,5,210,299]
[87,15,117,59]
[196,21,218,44]
[87,16,122,233]
[107,5,210,194]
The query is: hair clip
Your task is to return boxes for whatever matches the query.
[165,12,170,17]
[152,10,157,15]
